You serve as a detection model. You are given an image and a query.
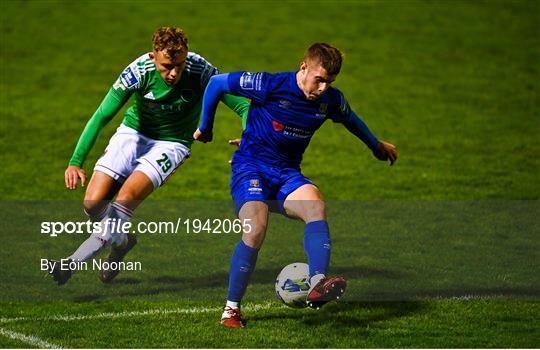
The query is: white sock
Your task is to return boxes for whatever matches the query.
[68,235,107,262]
[226,300,240,309]
[309,274,325,289]
[68,205,112,262]
[108,202,133,247]
[68,202,133,262]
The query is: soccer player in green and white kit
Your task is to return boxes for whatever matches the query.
[48,27,249,285]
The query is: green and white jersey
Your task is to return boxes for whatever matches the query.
[117,52,215,143]
[69,52,249,167]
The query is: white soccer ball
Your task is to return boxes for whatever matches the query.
[275,262,310,308]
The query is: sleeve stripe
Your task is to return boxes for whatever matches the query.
[185,68,204,74]
[186,63,206,70]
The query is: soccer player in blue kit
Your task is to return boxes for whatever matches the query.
[194,43,398,327]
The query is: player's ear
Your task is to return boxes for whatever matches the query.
[149,51,156,62]
[299,61,308,73]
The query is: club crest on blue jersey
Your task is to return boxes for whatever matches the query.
[249,179,260,187]
[315,103,328,119]
[120,67,139,88]
[339,93,351,115]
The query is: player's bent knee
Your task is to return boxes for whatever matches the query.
[115,191,136,203]
[115,186,148,206]
[114,172,155,208]
[245,221,267,236]
[303,200,326,222]
[83,197,108,217]
[242,222,267,249]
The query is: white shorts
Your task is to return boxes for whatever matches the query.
[94,124,190,189]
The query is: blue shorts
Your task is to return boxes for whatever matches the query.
[230,160,314,215]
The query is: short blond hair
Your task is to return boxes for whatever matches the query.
[152,27,188,60]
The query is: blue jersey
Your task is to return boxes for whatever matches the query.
[197,71,380,213]
[227,72,355,168]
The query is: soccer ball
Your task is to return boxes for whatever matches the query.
[275,262,310,308]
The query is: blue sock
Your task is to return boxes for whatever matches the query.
[227,240,259,302]
[304,220,331,277]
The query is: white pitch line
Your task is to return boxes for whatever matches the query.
[424,294,530,301]
[0,327,62,349]
[0,302,278,324]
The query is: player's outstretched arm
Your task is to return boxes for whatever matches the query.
[341,111,398,165]
[66,87,130,189]
[194,74,232,143]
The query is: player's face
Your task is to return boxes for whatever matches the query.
[151,49,188,86]
[297,60,337,101]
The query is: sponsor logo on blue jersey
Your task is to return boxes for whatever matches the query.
[272,120,284,132]
[271,120,312,139]
[121,67,139,88]
[282,126,313,139]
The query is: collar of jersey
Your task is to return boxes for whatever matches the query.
[290,71,306,99]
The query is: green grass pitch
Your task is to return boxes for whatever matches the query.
[0,0,539,348]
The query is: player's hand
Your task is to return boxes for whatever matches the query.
[65,165,86,190]
[373,141,398,166]
[227,138,242,164]
[193,128,213,143]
